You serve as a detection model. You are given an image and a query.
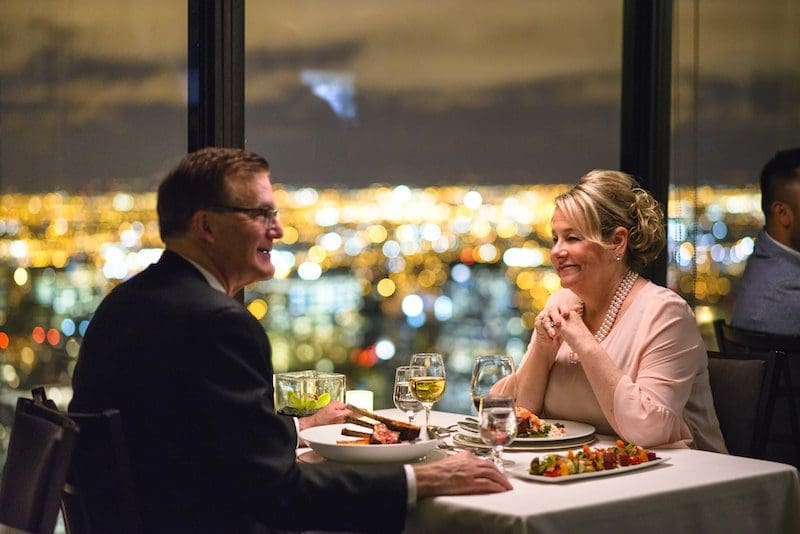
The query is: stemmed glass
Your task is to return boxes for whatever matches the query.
[479,394,517,471]
[393,365,424,424]
[470,355,516,414]
[409,353,446,439]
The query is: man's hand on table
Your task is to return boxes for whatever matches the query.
[298,401,352,432]
[413,451,513,497]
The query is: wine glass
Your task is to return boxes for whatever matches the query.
[479,394,517,471]
[409,353,446,439]
[393,365,424,424]
[470,355,516,414]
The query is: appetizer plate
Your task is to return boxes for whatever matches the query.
[453,432,596,452]
[300,423,437,463]
[458,419,596,443]
[508,456,669,483]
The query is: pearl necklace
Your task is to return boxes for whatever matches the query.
[568,269,639,364]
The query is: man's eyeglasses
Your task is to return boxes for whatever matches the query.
[210,205,279,225]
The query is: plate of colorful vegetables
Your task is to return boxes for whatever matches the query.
[510,440,668,483]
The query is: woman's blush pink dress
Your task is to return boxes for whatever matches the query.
[542,282,727,452]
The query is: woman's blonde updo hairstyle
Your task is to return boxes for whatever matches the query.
[554,170,665,273]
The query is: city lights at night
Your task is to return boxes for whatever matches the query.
[0,184,762,412]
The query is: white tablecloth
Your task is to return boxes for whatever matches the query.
[391,410,800,534]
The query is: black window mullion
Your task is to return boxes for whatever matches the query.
[620,0,673,286]
[188,0,245,152]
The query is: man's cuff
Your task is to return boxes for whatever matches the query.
[293,417,301,448]
[403,464,417,506]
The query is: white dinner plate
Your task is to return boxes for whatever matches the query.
[509,455,670,483]
[299,423,437,463]
[458,419,596,443]
[452,432,596,452]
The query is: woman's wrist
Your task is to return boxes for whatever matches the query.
[530,339,558,369]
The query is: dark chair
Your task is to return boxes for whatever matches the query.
[713,319,800,463]
[0,397,79,534]
[30,388,142,534]
[60,411,142,534]
[707,350,775,458]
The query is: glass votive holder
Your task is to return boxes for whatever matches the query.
[274,371,346,417]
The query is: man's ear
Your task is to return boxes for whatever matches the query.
[772,201,793,228]
[191,211,214,241]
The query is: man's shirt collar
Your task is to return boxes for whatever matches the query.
[763,229,800,259]
[175,253,227,294]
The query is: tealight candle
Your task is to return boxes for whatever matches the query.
[345,389,374,412]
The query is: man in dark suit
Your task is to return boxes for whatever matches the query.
[70,147,510,533]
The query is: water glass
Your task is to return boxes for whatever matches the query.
[393,365,424,424]
[479,394,517,471]
[470,355,515,414]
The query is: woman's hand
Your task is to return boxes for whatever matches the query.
[514,292,583,415]
[553,308,595,354]
[534,303,583,347]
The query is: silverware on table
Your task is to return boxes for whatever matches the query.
[427,423,459,438]
[436,441,491,457]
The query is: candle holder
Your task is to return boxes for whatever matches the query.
[345,389,374,412]
[274,371,346,417]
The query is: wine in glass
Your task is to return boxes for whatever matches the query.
[470,355,516,413]
[409,353,446,439]
[479,394,517,471]
[393,365,424,424]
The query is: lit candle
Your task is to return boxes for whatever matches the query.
[345,389,374,412]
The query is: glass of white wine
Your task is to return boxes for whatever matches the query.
[393,365,424,424]
[479,394,517,471]
[470,355,515,414]
[409,353,446,439]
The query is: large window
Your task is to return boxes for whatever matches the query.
[0,1,186,441]
[668,0,800,346]
[4,1,791,422]
[245,1,623,411]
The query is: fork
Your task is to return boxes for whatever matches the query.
[436,441,491,457]
[428,424,459,438]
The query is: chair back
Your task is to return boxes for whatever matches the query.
[0,397,79,534]
[707,350,775,457]
[60,409,142,534]
[713,319,800,355]
[28,388,142,534]
[713,319,800,466]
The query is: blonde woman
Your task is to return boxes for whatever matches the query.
[503,170,726,452]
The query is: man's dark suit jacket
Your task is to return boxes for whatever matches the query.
[70,250,407,533]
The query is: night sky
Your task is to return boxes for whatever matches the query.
[0,1,797,192]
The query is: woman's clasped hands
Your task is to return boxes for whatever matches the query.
[534,303,586,349]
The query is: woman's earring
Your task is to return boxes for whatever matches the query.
[615,253,621,261]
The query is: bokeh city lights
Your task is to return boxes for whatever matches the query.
[0,184,761,414]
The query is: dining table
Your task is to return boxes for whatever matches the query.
[301,408,800,534]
